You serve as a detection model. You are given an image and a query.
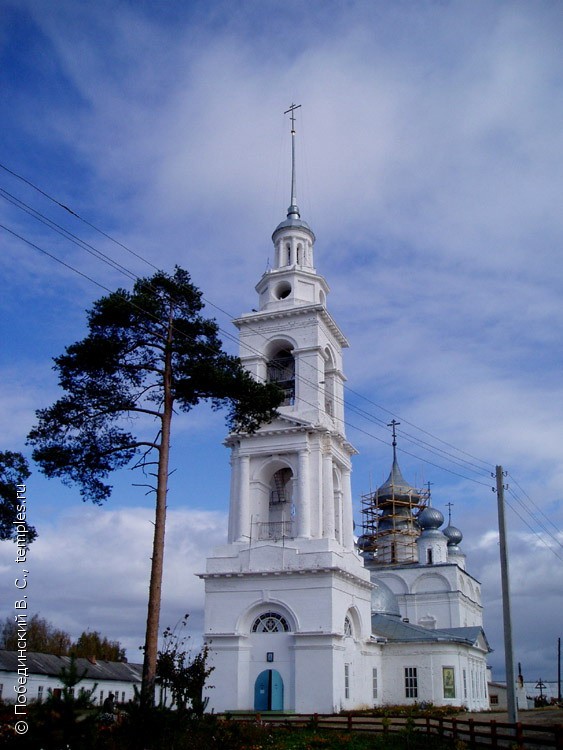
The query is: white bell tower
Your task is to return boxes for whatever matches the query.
[201,106,378,714]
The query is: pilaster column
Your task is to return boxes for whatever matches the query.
[227,449,237,543]
[341,466,354,550]
[296,448,311,538]
[322,441,335,539]
[236,454,250,542]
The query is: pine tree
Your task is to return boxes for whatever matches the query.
[28,267,281,706]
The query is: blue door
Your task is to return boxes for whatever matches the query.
[254,669,284,711]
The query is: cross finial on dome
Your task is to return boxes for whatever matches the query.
[446,501,454,525]
[284,103,302,219]
[426,481,433,507]
[387,419,400,463]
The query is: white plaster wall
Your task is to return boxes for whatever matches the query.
[1,670,139,705]
[379,643,489,710]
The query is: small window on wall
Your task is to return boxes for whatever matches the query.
[490,694,499,705]
[344,664,350,699]
[372,668,378,701]
[443,667,455,699]
[404,667,418,698]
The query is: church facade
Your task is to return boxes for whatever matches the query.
[200,119,490,713]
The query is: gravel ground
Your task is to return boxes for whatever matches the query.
[457,707,563,726]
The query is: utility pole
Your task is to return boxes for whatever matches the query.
[558,637,561,702]
[495,465,518,723]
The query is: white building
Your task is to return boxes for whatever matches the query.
[0,650,142,705]
[201,116,490,713]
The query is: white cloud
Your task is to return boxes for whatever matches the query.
[1,0,562,682]
[0,506,227,659]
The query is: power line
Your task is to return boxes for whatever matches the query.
[0,161,494,476]
[505,488,563,564]
[506,486,563,551]
[0,162,158,272]
[3,215,494,492]
[3,163,560,534]
[507,471,562,536]
[0,188,138,282]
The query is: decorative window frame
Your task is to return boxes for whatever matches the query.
[251,612,291,633]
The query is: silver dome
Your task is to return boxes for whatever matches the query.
[370,580,401,618]
[443,525,463,546]
[418,506,444,530]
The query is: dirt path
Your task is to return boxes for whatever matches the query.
[457,707,563,726]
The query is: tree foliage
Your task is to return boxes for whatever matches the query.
[1,613,71,655]
[27,266,282,706]
[0,450,36,542]
[0,614,126,663]
[28,266,281,504]
[71,630,127,662]
[156,614,214,716]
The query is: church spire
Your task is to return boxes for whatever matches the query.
[284,103,302,219]
[271,104,315,251]
[388,419,400,465]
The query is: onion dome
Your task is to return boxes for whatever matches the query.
[443,524,463,547]
[357,534,375,561]
[370,580,401,618]
[375,458,420,533]
[376,458,420,503]
[418,506,445,531]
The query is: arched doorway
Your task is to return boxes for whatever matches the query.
[254,669,284,711]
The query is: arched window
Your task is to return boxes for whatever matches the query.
[252,612,290,633]
[323,348,336,417]
[267,348,295,405]
[270,468,292,505]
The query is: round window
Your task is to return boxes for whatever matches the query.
[274,281,291,300]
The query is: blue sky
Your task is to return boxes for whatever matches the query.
[1,0,562,687]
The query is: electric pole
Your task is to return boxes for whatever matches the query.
[495,465,518,723]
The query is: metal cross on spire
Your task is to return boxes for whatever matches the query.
[446,502,454,525]
[284,103,302,217]
[284,102,301,133]
[387,419,400,463]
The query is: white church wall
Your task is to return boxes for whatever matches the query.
[373,564,483,630]
[379,643,489,710]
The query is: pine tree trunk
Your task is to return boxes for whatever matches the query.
[141,312,174,708]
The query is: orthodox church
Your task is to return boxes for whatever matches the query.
[200,113,490,713]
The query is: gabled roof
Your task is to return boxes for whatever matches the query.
[371,614,491,651]
[0,650,142,683]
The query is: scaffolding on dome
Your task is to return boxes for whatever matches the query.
[359,482,430,566]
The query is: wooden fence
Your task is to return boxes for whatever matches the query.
[223,712,563,750]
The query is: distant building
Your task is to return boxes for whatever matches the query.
[200,114,491,713]
[0,650,142,705]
